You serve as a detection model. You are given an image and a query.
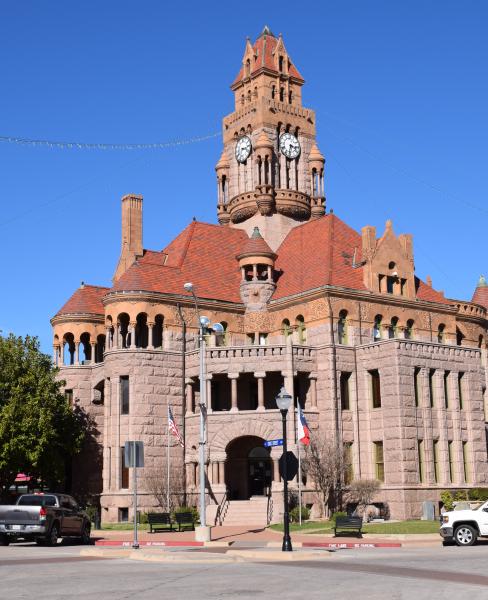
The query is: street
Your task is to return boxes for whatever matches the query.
[1,542,488,599]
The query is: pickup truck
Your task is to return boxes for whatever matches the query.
[440,500,488,546]
[0,493,91,546]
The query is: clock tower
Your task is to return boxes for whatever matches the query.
[216,26,326,250]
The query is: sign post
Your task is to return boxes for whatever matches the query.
[125,441,144,549]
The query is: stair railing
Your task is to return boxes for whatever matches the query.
[215,487,230,525]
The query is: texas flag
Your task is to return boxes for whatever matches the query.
[297,405,311,445]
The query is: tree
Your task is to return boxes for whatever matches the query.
[302,438,347,517]
[0,334,86,499]
[348,479,380,519]
[144,466,185,512]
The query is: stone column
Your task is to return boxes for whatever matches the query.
[229,373,239,412]
[90,341,96,364]
[309,376,317,408]
[147,322,154,349]
[115,323,120,349]
[105,327,111,350]
[255,372,265,410]
[218,461,225,485]
[185,380,194,414]
[206,375,213,413]
[273,459,280,482]
[52,345,58,366]
[74,342,80,365]
[129,323,136,349]
[212,462,219,484]
[267,265,272,281]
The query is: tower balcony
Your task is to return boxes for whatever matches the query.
[228,191,259,223]
[274,189,311,221]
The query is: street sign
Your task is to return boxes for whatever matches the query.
[264,439,284,448]
[125,441,144,468]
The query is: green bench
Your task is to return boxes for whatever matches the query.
[148,512,173,533]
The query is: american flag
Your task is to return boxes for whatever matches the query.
[168,406,184,447]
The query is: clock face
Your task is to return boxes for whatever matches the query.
[279,133,301,159]
[235,136,252,163]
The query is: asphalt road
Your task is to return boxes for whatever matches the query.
[1,542,488,599]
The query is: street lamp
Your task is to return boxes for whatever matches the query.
[183,282,223,542]
[276,386,293,552]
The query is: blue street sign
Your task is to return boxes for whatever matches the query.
[264,439,284,448]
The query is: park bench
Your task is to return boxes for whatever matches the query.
[148,512,173,533]
[175,511,195,532]
[333,516,363,538]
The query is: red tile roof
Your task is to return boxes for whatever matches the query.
[111,222,248,303]
[232,31,304,87]
[472,279,488,309]
[55,215,453,317]
[274,214,366,299]
[55,285,109,317]
[237,227,276,260]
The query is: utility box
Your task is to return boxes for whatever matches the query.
[422,501,435,521]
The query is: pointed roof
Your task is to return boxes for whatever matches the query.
[215,148,230,171]
[232,29,304,88]
[472,275,488,309]
[308,141,325,162]
[254,130,273,149]
[55,284,109,317]
[237,227,276,260]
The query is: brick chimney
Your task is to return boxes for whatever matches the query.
[113,194,143,281]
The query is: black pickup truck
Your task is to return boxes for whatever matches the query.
[0,493,91,546]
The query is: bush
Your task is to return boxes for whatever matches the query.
[440,490,454,512]
[289,506,310,523]
[173,506,199,524]
[453,490,468,502]
[85,505,99,525]
[330,511,347,523]
[468,488,488,502]
[138,512,148,524]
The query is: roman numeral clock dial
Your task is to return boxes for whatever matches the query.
[235,135,252,163]
[279,133,301,159]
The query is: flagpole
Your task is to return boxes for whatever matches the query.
[297,400,302,526]
[167,405,170,512]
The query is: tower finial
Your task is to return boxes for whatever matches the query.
[477,274,487,287]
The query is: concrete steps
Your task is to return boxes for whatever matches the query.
[207,497,270,527]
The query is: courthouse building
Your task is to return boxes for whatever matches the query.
[51,27,488,524]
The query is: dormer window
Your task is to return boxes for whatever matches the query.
[246,58,251,77]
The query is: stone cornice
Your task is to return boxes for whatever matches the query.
[50,313,104,326]
[102,290,244,314]
[269,284,460,317]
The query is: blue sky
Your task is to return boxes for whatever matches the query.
[1,1,487,353]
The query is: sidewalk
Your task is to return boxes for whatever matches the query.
[91,526,442,549]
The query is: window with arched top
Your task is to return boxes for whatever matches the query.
[246,58,251,76]
[135,313,148,349]
[373,315,382,341]
[295,315,306,344]
[271,85,276,99]
[279,55,284,72]
[479,334,484,349]
[456,327,465,346]
[405,319,414,340]
[389,317,399,339]
[282,319,291,340]
[288,89,293,104]
[219,321,229,346]
[280,87,284,102]
[437,323,445,344]
[338,310,348,345]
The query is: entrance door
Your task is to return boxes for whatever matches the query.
[248,447,272,497]
[225,436,271,500]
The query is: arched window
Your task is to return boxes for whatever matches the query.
[456,327,465,346]
[405,319,414,340]
[219,321,229,346]
[295,315,306,344]
[118,313,130,348]
[282,319,291,340]
[279,55,284,72]
[338,310,348,345]
[437,323,445,344]
[63,332,75,365]
[79,332,91,363]
[271,85,276,99]
[246,58,251,76]
[389,317,399,339]
[135,313,148,348]
[280,87,284,102]
[247,89,251,102]
[288,89,293,104]
[479,334,484,349]
[96,334,106,362]
[153,314,164,349]
[373,315,382,341]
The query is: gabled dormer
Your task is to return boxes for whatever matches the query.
[361,220,416,299]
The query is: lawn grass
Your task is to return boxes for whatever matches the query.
[99,523,150,531]
[269,519,440,534]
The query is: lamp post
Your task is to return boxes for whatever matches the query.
[183,282,223,542]
[276,386,293,552]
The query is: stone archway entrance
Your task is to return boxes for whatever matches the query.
[225,436,272,500]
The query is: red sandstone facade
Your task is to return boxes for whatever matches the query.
[51,28,488,524]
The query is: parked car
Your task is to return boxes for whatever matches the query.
[440,499,488,546]
[0,493,91,546]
